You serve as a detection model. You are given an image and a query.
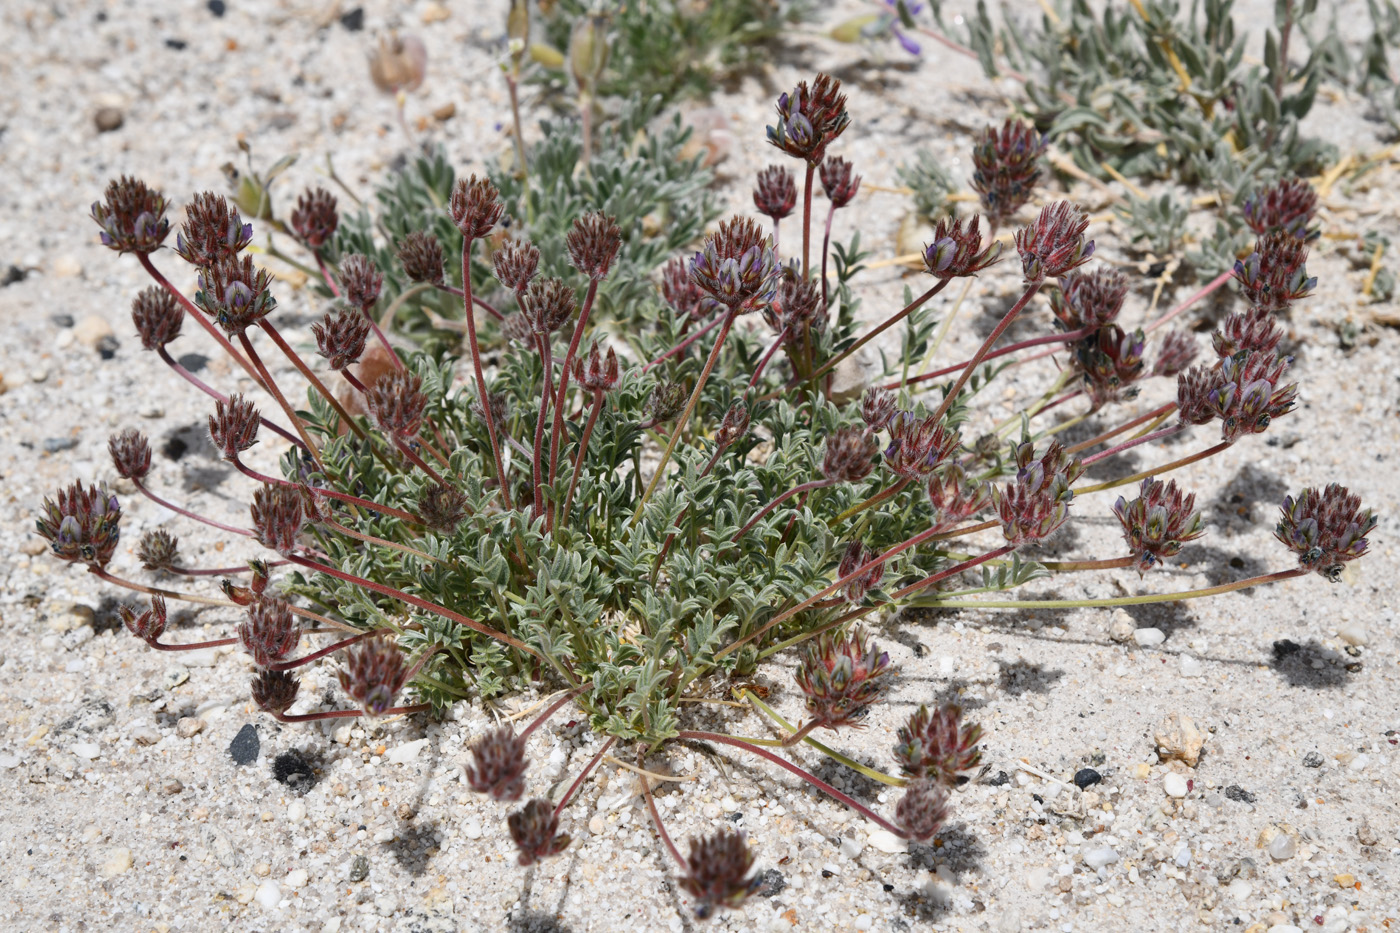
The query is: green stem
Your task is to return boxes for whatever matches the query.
[1076,440,1230,495]
[743,691,906,787]
[908,567,1308,610]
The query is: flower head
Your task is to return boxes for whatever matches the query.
[993,440,1084,545]
[290,187,339,249]
[1051,268,1127,332]
[1233,232,1315,312]
[494,238,541,293]
[450,175,504,241]
[208,394,261,459]
[795,628,894,731]
[91,176,171,254]
[338,634,410,717]
[643,382,687,425]
[339,254,383,310]
[251,669,300,715]
[312,307,371,371]
[922,215,1001,278]
[37,481,121,568]
[896,778,951,842]
[715,400,751,449]
[520,277,577,336]
[1077,325,1146,409]
[861,387,896,431]
[691,216,780,312]
[396,230,446,286]
[131,286,184,350]
[1015,201,1095,281]
[364,370,429,439]
[926,464,992,532]
[573,343,620,393]
[767,73,850,164]
[567,211,623,281]
[467,726,529,801]
[894,704,982,784]
[971,119,1046,222]
[251,483,304,554]
[1210,351,1297,443]
[1176,364,1225,427]
[1243,177,1318,239]
[821,425,879,483]
[508,798,571,866]
[1275,484,1376,580]
[137,529,181,572]
[884,412,959,479]
[820,155,862,209]
[417,483,469,532]
[238,597,300,669]
[679,829,761,920]
[838,540,887,603]
[1113,477,1205,575]
[109,428,152,480]
[369,32,427,94]
[765,262,823,339]
[119,595,167,646]
[175,191,253,268]
[1213,307,1283,359]
[660,256,719,321]
[196,254,277,334]
[1152,330,1199,378]
[753,165,798,222]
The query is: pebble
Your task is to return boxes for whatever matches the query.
[1108,609,1135,642]
[161,777,184,795]
[71,742,100,760]
[588,815,605,835]
[254,880,282,910]
[1025,867,1052,891]
[0,753,21,769]
[46,602,94,632]
[176,717,205,738]
[1155,712,1205,766]
[1337,622,1367,646]
[229,724,259,765]
[867,830,907,854]
[1132,627,1166,647]
[74,315,113,349]
[287,800,306,823]
[1073,768,1101,790]
[463,820,482,840]
[1348,754,1369,772]
[839,835,865,859]
[1163,773,1188,798]
[1173,845,1191,867]
[1225,784,1256,803]
[349,855,370,882]
[163,666,190,690]
[285,869,309,889]
[52,256,83,278]
[386,738,429,764]
[1083,846,1118,869]
[1302,750,1324,768]
[101,847,134,878]
[1227,879,1253,901]
[1179,655,1203,677]
[1268,832,1298,861]
[94,106,124,132]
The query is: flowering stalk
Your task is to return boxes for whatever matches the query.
[911,567,1309,610]
[554,736,617,819]
[1144,267,1235,334]
[547,279,601,511]
[732,478,839,542]
[136,253,265,390]
[1076,441,1231,495]
[801,163,816,279]
[643,314,724,372]
[1065,402,1178,455]
[808,280,948,384]
[1079,423,1187,467]
[461,240,513,510]
[832,477,911,524]
[228,457,424,525]
[88,567,236,608]
[881,322,1097,391]
[533,338,555,518]
[270,629,385,671]
[132,478,254,537]
[234,332,324,469]
[257,320,369,440]
[559,387,604,528]
[931,274,1045,423]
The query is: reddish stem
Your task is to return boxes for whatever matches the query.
[639,769,687,870]
[559,390,604,529]
[274,703,431,723]
[271,629,384,670]
[1066,402,1177,455]
[133,478,254,537]
[732,478,838,543]
[533,338,554,518]
[230,457,425,524]
[801,162,816,281]
[820,202,836,312]
[748,326,790,390]
[235,331,324,468]
[1144,268,1234,334]
[643,314,724,372]
[809,280,948,384]
[155,345,305,449]
[433,282,506,322]
[258,320,368,440]
[461,239,513,511]
[136,253,265,390]
[547,279,601,527]
[1080,423,1186,467]
[554,736,617,819]
[882,324,1097,391]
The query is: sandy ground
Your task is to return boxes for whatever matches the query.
[1,1,1398,931]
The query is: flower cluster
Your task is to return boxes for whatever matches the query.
[993,440,1084,545]
[1113,478,1206,574]
[1275,484,1377,581]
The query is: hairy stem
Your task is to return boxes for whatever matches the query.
[137,253,265,390]
[912,567,1309,610]
[258,320,368,440]
[732,478,838,543]
[461,239,513,511]
[155,345,305,449]
[810,281,947,384]
[133,478,254,537]
[235,331,324,469]
[931,275,1046,424]
[559,389,604,529]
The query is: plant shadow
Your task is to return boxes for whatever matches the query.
[1269,638,1351,689]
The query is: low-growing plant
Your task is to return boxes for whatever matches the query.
[57,66,1376,921]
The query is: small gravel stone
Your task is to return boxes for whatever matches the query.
[207,0,226,16]
[1083,846,1118,869]
[254,880,282,910]
[1108,609,1135,643]
[339,6,364,30]
[287,800,306,823]
[1163,773,1189,798]
[228,724,259,765]
[94,107,124,132]
[588,815,605,835]
[0,753,21,769]
[349,855,370,882]
[1133,627,1166,647]
[71,742,100,760]
[386,738,428,764]
[101,847,134,878]
[1337,621,1367,646]
[73,315,113,349]
[1302,750,1324,768]
[755,868,786,897]
[1179,655,1203,677]
[1348,753,1370,772]
[285,869,309,889]
[1225,784,1256,803]
[867,829,907,853]
[161,777,184,795]
[1073,768,1101,789]
[1268,832,1298,860]
[176,716,205,738]
[840,835,865,858]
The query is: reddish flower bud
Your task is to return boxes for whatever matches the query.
[251,483,304,554]
[91,176,171,254]
[861,387,896,431]
[1243,177,1317,239]
[290,187,339,249]
[450,175,504,241]
[338,634,410,717]
[766,262,823,338]
[643,382,687,425]
[508,798,571,866]
[196,254,277,334]
[466,726,529,801]
[238,597,300,669]
[251,669,301,715]
[895,704,982,784]
[660,256,718,321]
[884,412,959,480]
[1077,325,1146,409]
[339,253,382,310]
[795,627,894,731]
[1152,330,1198,378]
[471,391,510,433]
[1233,231,1315,312]
[520,276,578,337]
[838,540,886,603]
[715,400,751,449]
[573,343,620,392]
[1051,268,1127,331]
[679,829,761,920]
[896,778,951,842]
[971,119,1046,222]
[1176,364,1225,427]
[175,191,253,267]
[566,211,622,281]
[397,230,446,286]
[922,215,1001,279]
[822,426,879,483]
[1210,351,1297,443]
[208,394,261,459]
[753,165,798,222]
[1113,477,1206,575]
[1213,307,1283,359]
[926,463,992,532]
[312,307,371,370]
[417,483,469,533]
[1276,484,1376,581]
[993,440,1083,545]
[691,216,780,312]
[36,481,122,568]
[120,595,167,646]
[138,529,181,572]
[494,238,541,293]
[767,72,850,165]
[364,370,429,439]
[1015,201,1095,280]
[131,286,184,351]
[820,155,862,209]
[108,428,152,481]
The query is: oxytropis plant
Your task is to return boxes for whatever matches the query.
[50,72,1373,920]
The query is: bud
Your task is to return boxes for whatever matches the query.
[238,597,301,669]
[883,412,959,480]
[766,73,850,165]
[508,798,571,866]
[992,440,1083,545]
[1152,330,1198,378]
[1176,364,1225,427]
[1243,177,1318,239]
[821,426,879,483]
[1209,350,1297,443]
[644,382,687,425]
[1015,201,1094,281]
[195,254,277,334]
[91,176,171,254]
[208,394,261,459]
[861,387,896,431]
[922,215,1002,279]
[311,307,371,370]
[36,481,122,568]
[501,312,536,352]
[175,191,253,268]
[449,175,504,241]
[970,119,1046,222]
[715,400,751,449]
[1275,484,1376,581]
[1051,268,1127,332]
[1113,477,1205,575]
[338,634,410,717]
[108,428,152,481]
[572,343,620,392]
[493,238,541,293]
[251,483,304,554]
[1213,307,1283,359]
[679,829,761,920]
[120,595,167,646]
[691,216,780,312]
[753,165,798,222]
[766,262,823,339]
[660,256,718,321]
[567,14,609,92]
[926,463,992,532]
[364,370,429,439]
[820,155,861,209]
[138,529,181,572]
[471,391,510,433]
[251,669,301,715]
[1233,232,1315,312]
[339,253,383,310]
[794,628,894,731]
[290,187,339,250]
[466,726,529,801]
[566,211,623,281]
[894,704,982,784]
[520,276,577,336]
[895,778,951,842]
[131,286,184,351]
[417,483,469,533]
[838,540,886,603]
[1077,325,1146,409]
[368,33,428,94]
[397,230,446,286]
